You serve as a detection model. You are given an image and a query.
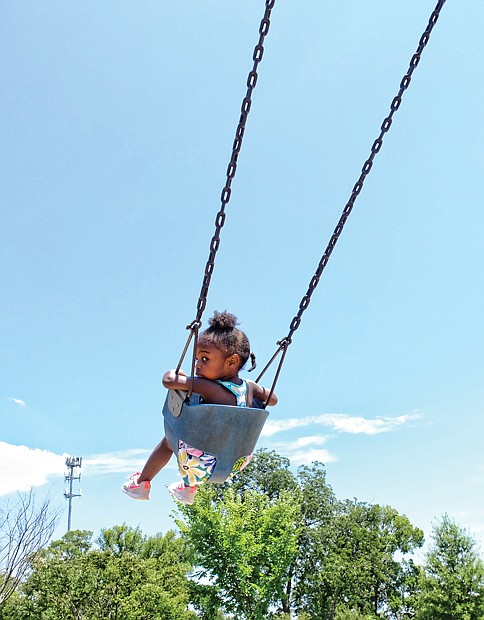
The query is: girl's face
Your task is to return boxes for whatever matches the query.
[195,343,238,381]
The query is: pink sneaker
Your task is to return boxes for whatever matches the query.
[168,481,197,505]
[122,472,151,500]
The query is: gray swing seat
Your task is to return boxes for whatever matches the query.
[162,389,269,484]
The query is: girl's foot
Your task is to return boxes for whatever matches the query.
[168,481,197,505]
[122,472,151,500]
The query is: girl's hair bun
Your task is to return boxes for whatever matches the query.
[208,310,238,330]
[200,310,252,370]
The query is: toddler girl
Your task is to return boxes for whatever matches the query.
[122,311,277,504]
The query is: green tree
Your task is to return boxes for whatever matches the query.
[295,497,424,620]
[335,609,375,620]
[416,514,484,620]
[98,524,144,555]
[177,483,300,620]
[227,449,299,502]
[219,449,305,617]
[2,527,196,620]
[290,462,340,619]
[177,450,424,619]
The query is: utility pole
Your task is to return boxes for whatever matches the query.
[64,455,82,532]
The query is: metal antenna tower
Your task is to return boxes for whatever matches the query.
[64,455,82,532]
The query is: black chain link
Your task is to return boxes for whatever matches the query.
[191,0,276,330]
[257,0,447,400]
[177,1,276,376]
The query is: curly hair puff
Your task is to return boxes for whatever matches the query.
[198,310,256,371]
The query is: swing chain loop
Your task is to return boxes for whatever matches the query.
[261,0,447,391]
[189,1,276,328]
[277,336,292,349]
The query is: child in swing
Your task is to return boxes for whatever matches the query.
[122,311,278,505]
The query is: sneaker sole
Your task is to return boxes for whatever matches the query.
[122,487,150,500]
[168,488,194,505]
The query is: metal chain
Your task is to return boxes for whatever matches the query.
[257,0,447,401]
[191,0,276,328]
[177,0,276,374]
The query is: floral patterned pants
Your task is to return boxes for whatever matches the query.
[177,440,252,487]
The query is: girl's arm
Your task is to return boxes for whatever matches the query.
[162,370,236,405]
[248,380,278,406]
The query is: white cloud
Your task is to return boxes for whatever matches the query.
[262,413,419,437]
[259,413,420,466]
[261,417,310,437]
[9,397,26,407]
[289,447,337,465]
[0,444,160,496]
[269,434,329,450]
[262,434,337,466]
[290,435,328,449]
[0,442,65,496]
[83,449,152,475]
[0,412,416,495]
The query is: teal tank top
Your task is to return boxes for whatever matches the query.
[215,379,248,407]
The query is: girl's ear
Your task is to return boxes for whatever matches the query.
[227,353,240,369]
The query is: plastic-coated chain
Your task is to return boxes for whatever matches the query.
[257,0,447,405]
[192,0,276,328]
[178,1,276,376]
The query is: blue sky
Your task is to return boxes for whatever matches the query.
[2,1,483,551]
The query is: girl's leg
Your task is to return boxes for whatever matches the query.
[168,441,216,504]
[137,437,173,483]
[225,454,253,482]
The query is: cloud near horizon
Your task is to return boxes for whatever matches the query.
[0,442,65,496]
[261,412,419,437]
[9,397,26,407]
[265,434,337,465]
[0,443,162,496]
[1,412,419,494]
[82,448,154,475]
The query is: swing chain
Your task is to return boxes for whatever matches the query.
[176,1,276,390]
[260,0,447,397]
[191,0,276,327]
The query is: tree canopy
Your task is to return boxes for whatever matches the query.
[416,514,484,620]
[1,526,195,620]
[2,452,483,620]
[176,451,425,620]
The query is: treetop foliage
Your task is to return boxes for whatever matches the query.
[1,452,483,620]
